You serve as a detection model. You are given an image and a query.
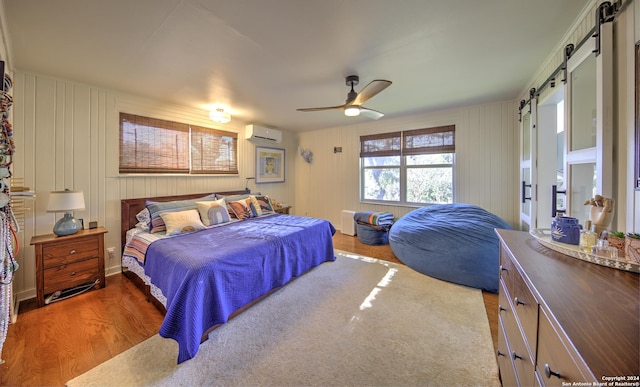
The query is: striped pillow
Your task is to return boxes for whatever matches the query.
[146,194,216,233]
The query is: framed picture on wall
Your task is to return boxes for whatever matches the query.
[255,146,285,184]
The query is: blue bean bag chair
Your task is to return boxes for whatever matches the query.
[389,204,512,293]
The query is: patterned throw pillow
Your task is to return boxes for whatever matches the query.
[253,195,275,214]
[160,209,206,236]
[248,196,263,217]
[146,194,216,233]
[196,199,231,226]
[228,199,254,220]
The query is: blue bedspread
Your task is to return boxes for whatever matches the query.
[144,214,336,363]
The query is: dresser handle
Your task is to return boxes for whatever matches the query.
[498,305,506,312]
[70,271,76,276]
[69,249,77,255]
[496,350,505,357]
[514,297,525,306]
[544,364,561,379]
[500,265,508,272]
[512,351,524,361]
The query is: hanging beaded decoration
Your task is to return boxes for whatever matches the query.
[0,63,17,364]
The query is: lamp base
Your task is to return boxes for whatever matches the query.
[53,213,82,236]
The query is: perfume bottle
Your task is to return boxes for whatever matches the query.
[579,220,597,253]
[591,238,619,260]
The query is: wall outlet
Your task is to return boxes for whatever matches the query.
[107,247,116,259]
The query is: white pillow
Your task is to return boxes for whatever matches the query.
[196,199,231,226]
[160,209,206,236]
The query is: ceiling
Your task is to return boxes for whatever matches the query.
[3,0,588,132]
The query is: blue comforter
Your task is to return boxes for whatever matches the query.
[144,214,336,363]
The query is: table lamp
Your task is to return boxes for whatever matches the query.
[47,189,85,236]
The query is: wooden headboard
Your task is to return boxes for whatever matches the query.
[120,189,248,250]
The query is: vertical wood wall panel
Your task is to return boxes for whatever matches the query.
[295,101,519,232]
[13,72,297,302]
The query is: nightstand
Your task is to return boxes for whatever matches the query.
[275,205,292,214]
[30,227,107,307]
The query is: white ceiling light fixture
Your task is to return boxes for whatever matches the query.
[344,106,360,117]
[209,108,231,124]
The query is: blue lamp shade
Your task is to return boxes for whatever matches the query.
[47,190,85,236]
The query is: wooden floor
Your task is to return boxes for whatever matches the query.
[1,232,498,386]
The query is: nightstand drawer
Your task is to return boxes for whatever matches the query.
[43,237,99,268]
[43,257,99,294]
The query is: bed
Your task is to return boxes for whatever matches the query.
[120,191,336,363]
[388,203,512,293]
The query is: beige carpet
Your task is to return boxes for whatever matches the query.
[67,251,499,387]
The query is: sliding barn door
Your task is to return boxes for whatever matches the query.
[519,98,537,231]
[563,22,613,224]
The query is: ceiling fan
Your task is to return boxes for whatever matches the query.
[297,75,392,120]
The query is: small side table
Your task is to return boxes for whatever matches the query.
[275,205,292,214]
[30,227,107,307]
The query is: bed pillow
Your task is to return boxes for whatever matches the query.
[134,208,151,231]
[146,194,216,233]
[248,195,263,217]
[253,195,275,214]
[227,199,254,220]
[196,199,232,226]
[160,209,206,236]
[136,208,151,224]
[218,193,252,202]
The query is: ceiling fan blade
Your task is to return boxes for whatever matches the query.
[353,80,392,105]
[359,106,385,120]
[296,104,346,112]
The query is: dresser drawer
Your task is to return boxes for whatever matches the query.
[43,237,99,268]
[497,315,518,387]
[500,280,535,387]
[499,247,516,295]
[43,258,99,294]
[511,265,538,358]
[537,308,593,386]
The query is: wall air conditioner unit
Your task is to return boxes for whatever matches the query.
[245,124,282,143]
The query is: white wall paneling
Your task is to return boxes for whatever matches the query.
[294,100,519,232]
[13,72,296,303]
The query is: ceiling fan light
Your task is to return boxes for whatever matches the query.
[344,106,360,117]
[209,108,231,124]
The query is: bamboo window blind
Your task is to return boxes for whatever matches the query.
[119,113,238,174]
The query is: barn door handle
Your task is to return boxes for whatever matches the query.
[521,181,532,203]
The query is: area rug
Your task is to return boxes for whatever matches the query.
[67,251,499,387]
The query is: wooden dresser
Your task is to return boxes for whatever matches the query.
[496,229,639,386]
[30,227,107,307]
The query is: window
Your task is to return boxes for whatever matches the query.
[119,113,238,174]
[360,125,455,205]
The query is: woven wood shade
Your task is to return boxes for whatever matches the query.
[119,113,238,174]
[359,125,455,157]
